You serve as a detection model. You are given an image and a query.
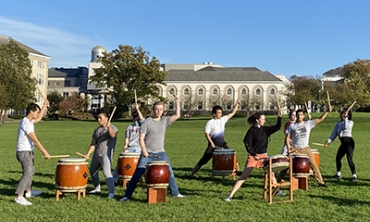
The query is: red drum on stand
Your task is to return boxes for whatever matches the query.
[309,149,320,175]
[292,154,310,178]
[212,149,237,176]
[145,161,170,187]
[117,152,140,179]
[263,155,289,172]
[55,158,89,192]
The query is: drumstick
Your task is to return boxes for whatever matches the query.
[326,91,331,106]
[312,142,325,147]
[108,106,116,123]
[76,152,85,157]
[275,93,280,110]
[304,102,309,113]
[36,86,47,102]
[43,155,70,159]
[348,101,357,111]
[134,89,137,104]
[169,90,175,97]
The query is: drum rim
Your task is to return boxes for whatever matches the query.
[58,158,87,162]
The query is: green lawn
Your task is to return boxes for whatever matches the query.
[1,113,370,222]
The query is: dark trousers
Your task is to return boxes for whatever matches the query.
[336,137,356,174]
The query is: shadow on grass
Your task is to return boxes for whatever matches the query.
[309,194,370,206]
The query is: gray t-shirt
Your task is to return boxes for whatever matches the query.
[140,116,171,153]
[125,119,145,147]
[92,125,118,158]
[286,120,315,148]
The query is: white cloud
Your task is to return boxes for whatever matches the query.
[0,16,96,68]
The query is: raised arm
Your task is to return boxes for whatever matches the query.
[135,103,144,121]
[34,100,49,124]
[169,96,180,123]
[314,105,332,125]
[227,98,241,119]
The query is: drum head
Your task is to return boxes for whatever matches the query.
[147,161,168,166]
[119,152,141,157]
[58,158,86,163]
[213,148,235,154]
[271,154,288,159]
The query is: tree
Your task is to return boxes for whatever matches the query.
[0,83,8,124]
[285,75,321,108]
[58,92,88,116]
[90,45,167,113]
[47,91,64,113]
[0,39,36,111]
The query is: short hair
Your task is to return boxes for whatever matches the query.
[152,101,165,110]
[212,105,223,115]
[295,109,305,115]
[26,103,41,115]
[98,109,110,118]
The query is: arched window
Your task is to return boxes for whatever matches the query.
[270,88,275,95]
[241,88,247,95]
[169,88,175,95]
[212,88,218,95]
[198,88,203,95]
[227,88,232,95]
[184,88,189,95]
[256,89,261,95]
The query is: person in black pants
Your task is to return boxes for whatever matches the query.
[324,108,357,182]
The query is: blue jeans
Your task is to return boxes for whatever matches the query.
[123,152,180,199]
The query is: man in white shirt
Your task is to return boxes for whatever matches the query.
[15,102,51,206]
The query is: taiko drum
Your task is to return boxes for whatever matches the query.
[263,154,289,172]
[145,161,170,187]
[55,158,88,192]
[117,152,140,179]
[212,149,237,175]
[292,154,310,178]
[309,149,320,175]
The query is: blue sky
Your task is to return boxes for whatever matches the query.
[1,1,370,77]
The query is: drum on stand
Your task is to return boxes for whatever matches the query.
[212,148,237,176]
[292,154,310,178]
[117,152,140,179]
[145,161,170,188]
[263,154,289,172]
[309,149,320,175]
[55,158,89,192]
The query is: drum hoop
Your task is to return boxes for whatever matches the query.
[57,162,88,165]
[147,161,168,165]
[55,185,87,190]
[58,158,87,163]
[146,183,169,187]
[119,152,141,156]
[213,149,235,153]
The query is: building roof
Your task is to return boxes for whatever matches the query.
[323,66,344,76]
[48,67,88,78]
[165,66,281,82]
[0,34,50,57]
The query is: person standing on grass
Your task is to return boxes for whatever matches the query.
[224,109,282,201]
[119,96,184,202]
[188,99,241,179]
[84,109,118,199]
[112,103,144,182]
[15,102,51,206]
[324,108,357,182]
[277,106,332,187]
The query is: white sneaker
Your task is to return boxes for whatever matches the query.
[275,190,286,196]
[88,186,101,194]
[119,197,129,202]
[176,194,185,198]
[108,193,115,199]
[25,190,43,198]
[224,196,232,202]
[15,196,32,205]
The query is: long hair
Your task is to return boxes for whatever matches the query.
[247,112,264,125]
[341,108,352,120]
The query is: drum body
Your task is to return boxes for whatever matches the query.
[292,154,310,178]
[263,155,289,172]
[310,149,320,175]
[55,158,88,192]
[117,152,140,179]
[212,149,237,175]
[145,161,170,187]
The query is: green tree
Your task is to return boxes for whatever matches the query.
[90,45,167,113]
[285,75,321,108]
[0,83,9,124]
[58,92,88,116]
[0,39,35,111]
[47,91,64,113]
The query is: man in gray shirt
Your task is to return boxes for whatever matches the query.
[119,96,184,201]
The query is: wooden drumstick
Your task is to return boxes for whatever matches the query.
[326,91,331,106]
[134,89,137,104]
[36,86,47,102]
[76,152,85,157]
[43,155,70,159]
[275,93,280,110]
[348,101,357,111]
[312,142,325,147]
[108,106,116,123]
[304,102,309,113]
[169,90,175,97]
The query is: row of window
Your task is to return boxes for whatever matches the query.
[30,59,46,69]
[168,87,276,96]
[167,101,276,111]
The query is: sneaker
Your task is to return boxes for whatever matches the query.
[224,196,232,202]
[187,175,194,180]
[119,197,129,202]
[108,193,115,199]
[275,190,286,196]
[15,196,32,205]
[351,177,358,182]
[88,187,101,194]
[333,174,342,179]
[318,183,328,188]
[25,190,43,198]
[176,194,185,198]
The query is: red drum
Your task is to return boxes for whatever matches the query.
[263,155,289,172]
[55,158,89,192]
[292,154,310,178]
[212,149,237,175]
[310,149,320,175]
[117,152,140,179]
[145,161,170,187]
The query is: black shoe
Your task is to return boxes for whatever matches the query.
[333,174,342,180]
[351,177,358,182]
[318,183,328,188]
[187,175,194,180]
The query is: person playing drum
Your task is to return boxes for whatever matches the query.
[188,99,241,179]
[277,106,332,187]
[14,102,51,206]
[84,109,118,199]
[324,108,357,182]
[119,95,185,202]
[224,109,282,201]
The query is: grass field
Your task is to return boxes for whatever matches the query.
[1,112,370,222]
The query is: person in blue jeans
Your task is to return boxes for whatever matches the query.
[119,96,184,201]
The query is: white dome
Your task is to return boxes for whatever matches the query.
[91,45,106,62]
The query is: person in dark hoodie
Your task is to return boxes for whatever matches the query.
[224,109,282,201]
